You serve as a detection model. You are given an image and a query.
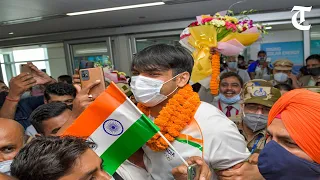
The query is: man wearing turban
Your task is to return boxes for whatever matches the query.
[258,89,320,179]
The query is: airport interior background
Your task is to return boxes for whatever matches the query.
[0,0,320,84]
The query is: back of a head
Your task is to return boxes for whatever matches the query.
[132,44,194,76]
[44,82,76,101]
[29,102,69,134]
[274,83,293,92]
[58,75,73,84]
[11,136,95,180]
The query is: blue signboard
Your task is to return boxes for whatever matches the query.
[311,40,320,55]
[261,41,304,74]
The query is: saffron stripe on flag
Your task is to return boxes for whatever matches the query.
[62,83,127,137]
[100,114,159,175]
[88,100,142,156]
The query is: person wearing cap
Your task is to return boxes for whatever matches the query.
[230,80,281,154]
[219,80,281,180]
[270,59,301,89]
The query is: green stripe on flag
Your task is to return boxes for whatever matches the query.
[101,114,159,175]
[175,138,203,151]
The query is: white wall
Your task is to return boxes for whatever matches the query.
[46,43,68,79]
[249,29,303,60]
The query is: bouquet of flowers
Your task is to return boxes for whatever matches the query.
[180,11,267,95]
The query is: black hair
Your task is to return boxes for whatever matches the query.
[131,44,194,76]
[0,91,8,108]
[44,82,76,101]
[191,83,202,93]
[258,50,267,56]
[238,55,245,60]
[220,72,244,87]
[274,83,293,92]
[29,102,70,134]
[11,136,96,180]
[306,54,320,63]
[0,80,5,84]
[58,75,73,84]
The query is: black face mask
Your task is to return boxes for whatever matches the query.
[308,67,320,76]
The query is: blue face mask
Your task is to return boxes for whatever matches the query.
[218,93,241,105]
[258,141,320,180]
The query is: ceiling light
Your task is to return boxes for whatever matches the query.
[8,32,14,35]
[67,2,165,16]
[265,27,272,30]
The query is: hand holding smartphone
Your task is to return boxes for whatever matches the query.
[188,164,201,180]
[79,67,106,97]
[20,64,32,74]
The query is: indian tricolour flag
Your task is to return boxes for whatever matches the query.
[62,82,159,175]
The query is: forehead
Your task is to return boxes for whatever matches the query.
[268,118,290,137]
[307,59,320,65]
[0,126,23,147]
[221,76,240,84]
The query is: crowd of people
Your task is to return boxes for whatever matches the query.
[0,44,319,180]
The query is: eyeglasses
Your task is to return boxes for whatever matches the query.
[245,104,271,115]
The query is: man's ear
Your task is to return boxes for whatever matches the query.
[176,72,190,88]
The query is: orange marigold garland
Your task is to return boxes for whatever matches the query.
[210,51,220,95]
[138,84,201,151]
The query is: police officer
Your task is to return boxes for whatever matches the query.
[270,59,300,89]
[230,80,281,154]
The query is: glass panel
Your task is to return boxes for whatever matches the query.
[135,35,180,52]
[71,42,113,70]
[13,48,46,62]
[311,24,320,55]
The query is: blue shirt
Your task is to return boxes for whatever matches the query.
[15,96,44,129]
[247,60,259,73]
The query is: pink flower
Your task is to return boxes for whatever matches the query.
[226,22,237,32]
[201,17,213,24]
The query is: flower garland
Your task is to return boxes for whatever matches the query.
[210,51,220,95]
[138,85,201,151]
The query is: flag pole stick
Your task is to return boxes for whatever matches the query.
[157,131,189,167]
[130,97,189,167]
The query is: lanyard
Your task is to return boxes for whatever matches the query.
[250,134,264,154]
[218,100,239,115]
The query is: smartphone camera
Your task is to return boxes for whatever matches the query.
[81,70,90,81]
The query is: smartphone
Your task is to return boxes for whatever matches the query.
[20,64,32,74]
[79,67,106,97]
[187,164,201,180]
[79,60,95,69]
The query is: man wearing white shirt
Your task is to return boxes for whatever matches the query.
[130,44,250,180]
[222,56,250,84]
[212,72,243,118]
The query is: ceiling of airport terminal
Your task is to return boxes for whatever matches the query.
[0,0,319,40]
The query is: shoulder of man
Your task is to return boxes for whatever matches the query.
[299,75,312,86]
[247,62,258,73]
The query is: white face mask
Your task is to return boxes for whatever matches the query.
[0,160,12,175]
[130,75,179,107]
[274,73,288,83]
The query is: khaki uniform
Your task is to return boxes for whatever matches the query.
[230,80,281,153]
[303,86,320,94]
[230,115,266,154]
